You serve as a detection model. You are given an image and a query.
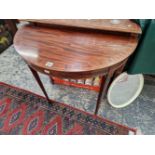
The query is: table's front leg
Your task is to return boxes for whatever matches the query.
[113,59,128,80]
[28,66,51,103]
[94,68,115,115]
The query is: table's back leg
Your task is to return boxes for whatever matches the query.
[94,69,115,115]
[50,76,54,84]
[28,66,51,103]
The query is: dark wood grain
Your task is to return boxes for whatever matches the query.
[14,24,138,79]
[14,22,140,114]
[20,19,142,34]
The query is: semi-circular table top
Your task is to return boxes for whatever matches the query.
[14,24,139,78]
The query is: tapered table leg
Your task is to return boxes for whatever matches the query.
[113,59,127,80]
[28,66,51,103]
[50,76,54,84]
[94,69,115,115]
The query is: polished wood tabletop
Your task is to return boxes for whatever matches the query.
[14,24,138,78]
[20,19,142,34]
[14,20,141,114]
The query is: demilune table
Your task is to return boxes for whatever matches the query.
[14,20,141,115]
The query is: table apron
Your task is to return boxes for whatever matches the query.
[27,59,128,79]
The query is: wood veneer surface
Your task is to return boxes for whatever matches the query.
[20,19,141,34]
[14,24,138,77]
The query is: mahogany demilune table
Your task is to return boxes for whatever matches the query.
[14,19,141,115]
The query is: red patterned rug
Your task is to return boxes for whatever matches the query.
[0,82,136,135]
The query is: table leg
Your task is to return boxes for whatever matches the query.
[94,69,115,115]
[113,60,127,80]
[28,66,51,103]
[50,76,54,84]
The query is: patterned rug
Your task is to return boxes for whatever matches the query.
[0,82,136,135]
